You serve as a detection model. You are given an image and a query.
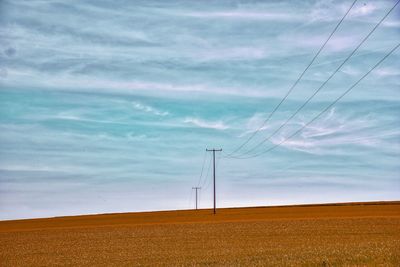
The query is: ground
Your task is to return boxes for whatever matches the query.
[1,201,399,266]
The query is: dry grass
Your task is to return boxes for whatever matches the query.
[1,201,399,266]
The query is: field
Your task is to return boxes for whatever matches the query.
[1,201,399,266]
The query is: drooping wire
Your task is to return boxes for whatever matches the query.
[200,154,213,189]
[203,153,223,191]
[231,42,400,159]
[188,188,193,209]
[232,0,400,159]
[223,0,358,158]
[262,129,400,179]
[189,150,207,209]
[195,150,208,187]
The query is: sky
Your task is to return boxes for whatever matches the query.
[0,0,399,220]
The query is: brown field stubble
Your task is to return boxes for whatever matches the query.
[0,201,399,266]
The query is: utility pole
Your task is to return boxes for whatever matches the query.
[192,187,201,210]
[206,148,222,214]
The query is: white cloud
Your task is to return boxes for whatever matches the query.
[350,3,378,18]
[309,0,346,22]
[198,47,267,61]
[238,113,270,137]
[2,67,280,98]
[132,101,169,116]
[383,20,400,27]
[184,117,229,130]
[183,11,303,21]
[309,1,379,22]
[341,65,361,76]
[373,67,400,77]
[270,108,396,154]
[292,35,359,52]
[26,111,131,126]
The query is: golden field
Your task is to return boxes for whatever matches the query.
[0,201,399,266]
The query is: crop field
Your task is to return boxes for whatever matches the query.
[0,201,399,266]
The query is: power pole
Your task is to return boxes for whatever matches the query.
[192,187,201,210]
[206,148,222,214]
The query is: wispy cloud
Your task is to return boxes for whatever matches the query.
[383,19,400,27]
[270,108,398,155]
[309,0,381,22]
[184,117,229,130]
[350,3,378,17]
[198,47,267,61]
[289,34,360,52]
[182,11,303,21]
[238,113,270,137]
[132,101,169,116]
[1,68,280,98]
[373,67,400,77]
[341,65,361,76]
[24,110,131,126]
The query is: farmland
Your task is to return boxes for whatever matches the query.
[1,201,399,266]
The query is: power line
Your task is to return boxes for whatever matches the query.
[260,130,400,181]
[231,42,399,159]
[203,165,213,191]
[188,188,193,209]
[204,153,222,191]
[223,0,358,158]
[189,151,207,209]
[196,150,208,187]
[200,153,213,188]
[232,0,400,158]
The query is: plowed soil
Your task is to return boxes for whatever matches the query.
[1,201,399,266]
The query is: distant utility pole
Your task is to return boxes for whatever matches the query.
[192,187,201,210]
[206,148,222,214]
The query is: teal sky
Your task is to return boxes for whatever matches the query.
[0,0,399,220]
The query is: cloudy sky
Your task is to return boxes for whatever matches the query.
[0,0,399,220]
